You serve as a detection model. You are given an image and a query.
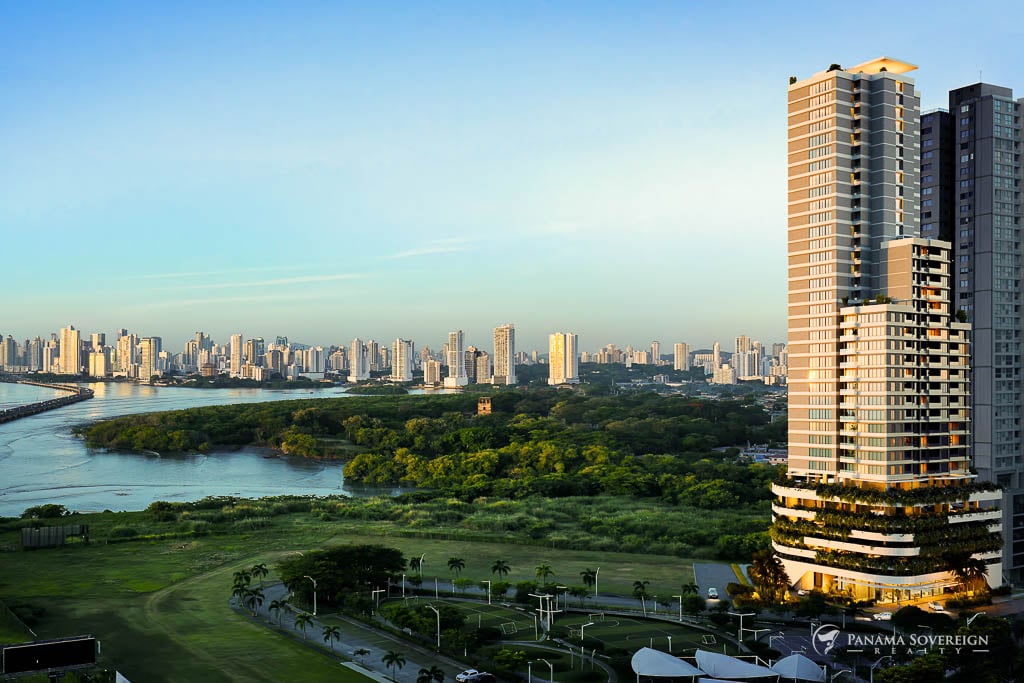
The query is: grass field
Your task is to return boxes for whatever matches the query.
[554,613,740,657]
[0,509,704,682]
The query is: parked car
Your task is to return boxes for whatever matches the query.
[707,587,719,599]
[928,601,944,612]
[797,589,807,596]
[873,611,893,621]
[456,670,479,682]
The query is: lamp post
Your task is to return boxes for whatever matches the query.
[831,669,852,682]
[869,655,892,683]
[579,622,594,644]
[402,574,406,598]
[594,567,600,598]
[667,635,672,653]
[673,594,683,622]
[769,632,786,652]
[483,580,492,605]
[371,588,385,610]
[303,575,317,616]
[426,604,441,650]
[527,660,532,683]
[556,585,567,611]
[728,611,756,643]
[539,657,554,683]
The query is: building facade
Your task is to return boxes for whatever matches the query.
[548,332,579,385]
[443,330,468,388]
[772,58,1002,601]
[493,323,516,385]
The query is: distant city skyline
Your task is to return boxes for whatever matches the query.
[4,3,1023,345]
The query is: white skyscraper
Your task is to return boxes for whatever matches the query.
[59,325,81,375]
[348,338,369,382]
[673,342,691,371]
[548,332,579,385]
[443,330,468,388]
[391,339,414,382]
[492,324,516,385]
[230,333,243,377]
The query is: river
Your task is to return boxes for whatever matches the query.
[0,382,422,517]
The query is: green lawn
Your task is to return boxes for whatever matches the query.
[554,613,739,657]
[0,510,705,681]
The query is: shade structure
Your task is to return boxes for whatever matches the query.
[694,650,779,679]
[631,647,705,678]
[770,654,825,682]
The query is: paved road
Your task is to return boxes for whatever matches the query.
[693,562,747,605]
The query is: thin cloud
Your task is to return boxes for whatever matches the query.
[387,238,476,259]
[152,274,364,291]
[132,265,307,280]
[128,291,343,309]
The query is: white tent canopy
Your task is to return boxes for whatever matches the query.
[695,650,779,680]
[631,647,706,678]
[770,654,825,682]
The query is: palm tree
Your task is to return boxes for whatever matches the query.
[535,562,554,584]
[580,568,597,591]
[294,612,313,640]
[681,581,699,596]
[944,552,989,596]
[382,650,406,682]
[409,556,423,577]
[269,599,289,625]
[243,586,265,617]
[749,550,790,604]
[417,665,445,683]
[491,559,511,578]
[632,580,650,599]
[448,557,465,576]
[230,582,249,605]
[251,562,269,587]
[232,569,252,587]
[322,625,341,651]
[353,648,371,664]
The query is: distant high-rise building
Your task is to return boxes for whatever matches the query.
[493,324,516,385]
[772,58,1002,600]
[90,333,105,352]
[348,338,369,382]
[0,336,17,370]
[548,332,579,385]
[139,337,161,383]
[88,349,110,378]
[650,341,661,365]
[230,334,243,377]
[475,351,491,385]
[711,341,721,371]
[366,340,381,372]
[673,343,691,371]
[59,325,81,375]
[443,330,468,388]
[423,359,442,385]
[391,339,414,382]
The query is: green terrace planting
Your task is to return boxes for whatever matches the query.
[777,478,1002,506]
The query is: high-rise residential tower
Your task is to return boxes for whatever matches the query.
[772,58,1002,601]
[391,339,414,382]
[548,332,579,385]
[493,324,516,385]
[673,342,691,371]
[348,338,369,382]
[229,334,243,377]
[59,325,81,375]
[921,84,1024,583]
[443,330,468,388]
[139,337,161,382]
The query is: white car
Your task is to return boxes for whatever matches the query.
[797,589,807,596]
[873,611,893,621]
[928,601,944,612]
[707,587,719,599]
[456,670,479,682]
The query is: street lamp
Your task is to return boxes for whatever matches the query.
[539,657,554,683]
[402,574,406,598]
[728,611,756,643]
[303,575,317,616]
[673,594,683,622]
[483,580,492,605]
[869,655,892,683]
[371,588,385,610]
[426,604,441,649]
[579,621,595,643]
[831,669,852,682]
[556,585,568,611]
[594,567,600,598]
[527,660,533,683]
[769,631,786,651]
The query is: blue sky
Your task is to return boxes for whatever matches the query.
[3,1,1023,353]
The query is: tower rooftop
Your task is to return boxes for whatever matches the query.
[847,57,917,75]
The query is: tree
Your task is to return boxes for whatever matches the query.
[447,557,465,576]
[233,569,252,588]
[944,551,989,596]
[681,581,699,596]
[269,599,289,626]
[748,550,790,604]
[581,568,597,592]
[492,559,511,578]
[277,544,405,609]
[294,612,313,640]
[382,650,406,682]
[535,562,554,584]
[453,577,474,595]
[322,625,341,651]
[353,648,371,664]
[242,586,265,617]
[632,580,650,600]
[569,586,591,606]
[410,556,423,577]
[418,665,445,683]
[251,563,269,587]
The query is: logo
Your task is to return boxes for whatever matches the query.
[812,624,841,656]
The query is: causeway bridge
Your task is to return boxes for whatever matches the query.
[0,373,94,424]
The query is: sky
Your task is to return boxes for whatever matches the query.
[3,1,1023,354]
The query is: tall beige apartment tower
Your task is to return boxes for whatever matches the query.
[59,324,81,375]
[772,58,1002,601]
[493,324,516,386]
[548,332,579,385]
